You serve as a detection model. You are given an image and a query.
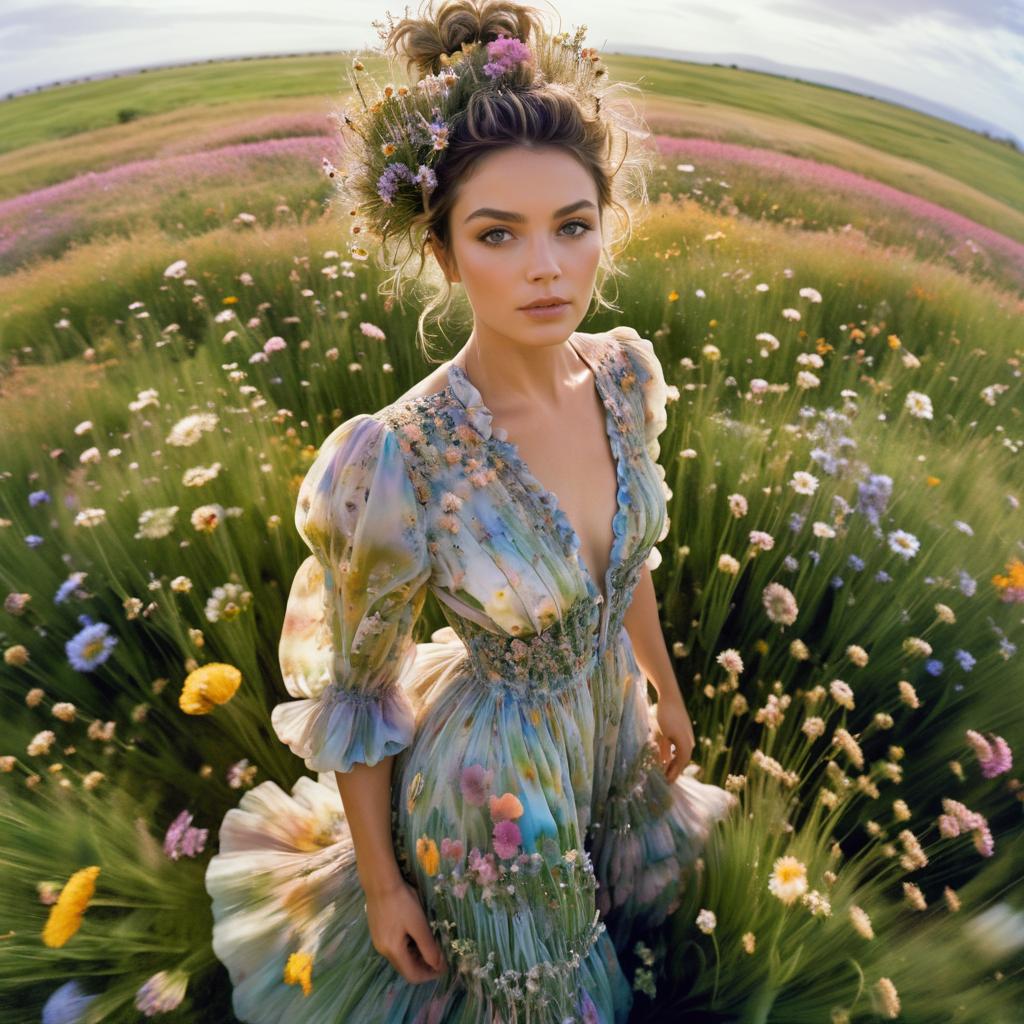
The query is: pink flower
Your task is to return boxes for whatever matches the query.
[468,846,499,885]
[440,837,464,862]
[459,763,494,806]
[492,819,522,859]
[482,32,532,79]
[965,729,1013,779]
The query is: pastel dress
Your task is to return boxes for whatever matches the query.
[204,326,737,1024]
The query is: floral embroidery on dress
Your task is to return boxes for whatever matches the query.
[204,327,737,1024]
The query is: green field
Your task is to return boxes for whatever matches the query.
[1,51,1022,1024]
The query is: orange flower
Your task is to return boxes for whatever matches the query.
[668,290,679,302]
[416,835,440,875]
[489,792,524,822]
[887,334,901,349]
[992,558,1024,595]
[926,476,941,487]
[42,866,100,948]
[222,296,239,305]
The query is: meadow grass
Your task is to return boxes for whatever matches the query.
[1,54,1022,1023]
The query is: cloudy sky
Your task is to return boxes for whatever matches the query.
[2,0,1022,145]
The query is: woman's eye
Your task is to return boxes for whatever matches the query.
[479,220,592,246]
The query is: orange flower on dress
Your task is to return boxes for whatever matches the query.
[488,792,524,822]
[416,835,440,875]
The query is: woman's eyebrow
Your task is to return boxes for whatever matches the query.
[464,199,596,224]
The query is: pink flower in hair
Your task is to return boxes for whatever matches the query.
[482,31,532,79]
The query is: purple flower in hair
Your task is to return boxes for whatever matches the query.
[482,31,532,79]
[377,161,417,205]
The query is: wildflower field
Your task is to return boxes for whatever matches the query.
[1,51,1022,1023]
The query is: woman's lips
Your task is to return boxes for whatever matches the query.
[519,301,570,318]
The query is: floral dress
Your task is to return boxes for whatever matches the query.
[204,326,737,1024]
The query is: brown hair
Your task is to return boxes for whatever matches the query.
[330,0,653,359]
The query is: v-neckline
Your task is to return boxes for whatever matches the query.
[446,332,627,653]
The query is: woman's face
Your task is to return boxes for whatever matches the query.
[432,145,603,344]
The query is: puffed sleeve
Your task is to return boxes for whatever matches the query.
[609,325,669,463]
[272,413,432,774]
[610,326,672,571]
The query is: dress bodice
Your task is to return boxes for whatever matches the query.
[376,328,671,683]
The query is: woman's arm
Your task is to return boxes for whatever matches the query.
[623,562,695,782]
[334,758,404,897]
[622,562,679,702]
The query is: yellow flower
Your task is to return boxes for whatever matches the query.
[222,296,238,305]
[887,334,901,349]
[416,835,440,876]
[42,866,100,948]
[926,475,941,487]
[753,639,769,655]
[668,290,679,302]
[284,951,313,996]
[179,663,242,715]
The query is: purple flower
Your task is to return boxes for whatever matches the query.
[847,553,864,571]
[829,575,844,589]
[482,32,532,79]
[163,809,209,860]
[29,490,51,507]
[788,511,805,532]
[856,473,893,527]
[65,621,117,671]
[925,658,943,676]
[782,555,799,572]
[958,570,977,597]
[25,534,44,548]
[460,762,494,806]
[493,819,522,859]
[376,161,415,204]
[874,569,892,584]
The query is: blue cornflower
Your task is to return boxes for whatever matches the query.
[925,658,943,676]
[29,489,51,507]
[65,620,118,671]
[874,569,892,583]
[847,553,865,571]
[954,648,976,671]
[958,570,977,597]
[789,512,806,533]
[25,534,44,548]
[807,549,821,564]
[829,575,844,589]
[999,638,1017,659]
[42,979,97,1024]
[55,571,88,605]
[782,554,799,572]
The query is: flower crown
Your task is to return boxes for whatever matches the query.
[323,19,606,262]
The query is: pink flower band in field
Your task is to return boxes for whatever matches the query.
[654,135,1024,269]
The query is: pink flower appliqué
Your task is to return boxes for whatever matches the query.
[492,819,522,859]
[459,763,494,806]
[468,846,499,885]
[440,836,465,862]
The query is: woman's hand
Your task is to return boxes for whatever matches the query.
[652,687,695,784]
[365,878,446,985]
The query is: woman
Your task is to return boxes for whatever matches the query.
[204,3,736,1021]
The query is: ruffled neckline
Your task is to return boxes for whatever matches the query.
[445,333,632,654]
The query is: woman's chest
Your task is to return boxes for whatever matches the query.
[381,370,667,642]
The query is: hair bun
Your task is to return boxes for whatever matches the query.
[382,0,545,80]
